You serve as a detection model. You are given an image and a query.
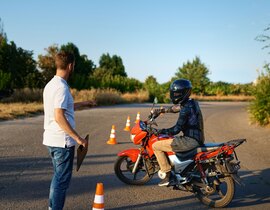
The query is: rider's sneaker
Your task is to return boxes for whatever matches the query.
[158,172,171,187]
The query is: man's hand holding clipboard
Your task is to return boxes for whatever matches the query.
[76,134,89,171]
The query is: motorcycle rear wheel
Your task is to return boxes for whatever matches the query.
[114,155,154,185]
[195,169,235,207]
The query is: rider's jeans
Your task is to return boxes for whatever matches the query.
[153,137,199,173]
[47,146,75,210]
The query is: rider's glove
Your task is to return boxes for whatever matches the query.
[152,128,162,136]
[152,108,166,119]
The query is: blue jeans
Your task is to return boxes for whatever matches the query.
[47,146,75,210]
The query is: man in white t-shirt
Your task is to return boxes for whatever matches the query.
[43,51,88,210]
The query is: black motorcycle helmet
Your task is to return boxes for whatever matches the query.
[170,79,192,104]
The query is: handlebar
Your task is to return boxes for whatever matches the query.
[143,99,165,134]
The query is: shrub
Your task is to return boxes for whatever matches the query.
[0,70,11,91]
[94,89,125,105]
[122,90,149,103]
[72,88,125,105]
[1,88,43,103]
[89,71,143,93]
[205,82,253,96]
[71,89,96,102]
[249,64,270,126]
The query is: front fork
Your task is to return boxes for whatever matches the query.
[117,148,154,176]
[132,153,142,174]
[132,149,155,177]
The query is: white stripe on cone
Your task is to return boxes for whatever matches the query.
[94,195,104,203]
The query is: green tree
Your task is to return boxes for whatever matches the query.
[0,18,7,43]
[60,43,95,89]
[206,81,231,96]
[0,70,11,91]
[255,24,270,56]
[175,57,210,95]
[90,68,142,92]
[206,81,252,96]
[160,81,171,103]
[89,67,112,89]
[60,42,95,76]
[0,25,42,90]
[99,53,127,77]
[38,43,95,89]
[37,44,58,84]
[144,76,161,102]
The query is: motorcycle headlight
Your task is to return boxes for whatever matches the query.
[130,134,135,142]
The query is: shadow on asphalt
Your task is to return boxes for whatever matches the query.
[229,169,270,208]
[108,196,197,210]
[0,154,269,209]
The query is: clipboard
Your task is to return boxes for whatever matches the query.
[76,134,89,171]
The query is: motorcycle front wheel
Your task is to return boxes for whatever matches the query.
[194,165,235,208]
[114,155,154,185]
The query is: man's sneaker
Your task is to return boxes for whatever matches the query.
[158,172,171,187]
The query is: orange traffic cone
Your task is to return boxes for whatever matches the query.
[124,116,131,131]
[92,183,104,210]
[107,125,117,144]
[135,112,140,123]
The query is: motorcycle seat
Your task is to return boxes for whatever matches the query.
[175,142,223,161]
[203,142,224,148]
[197,142,224,152]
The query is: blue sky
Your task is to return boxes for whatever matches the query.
[1,0,269,84]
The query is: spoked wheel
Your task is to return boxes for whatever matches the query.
[114,155,154,185]
[194,166,235,208]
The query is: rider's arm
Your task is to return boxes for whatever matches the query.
[159,105,190,135]
[165,104,181,113]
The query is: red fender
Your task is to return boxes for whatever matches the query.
[117,148,140,162]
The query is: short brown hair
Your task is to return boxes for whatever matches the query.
[55,51,75,70]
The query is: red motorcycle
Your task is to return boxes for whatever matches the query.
[114,104,246,208]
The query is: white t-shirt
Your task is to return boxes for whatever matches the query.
[43,75,76,148]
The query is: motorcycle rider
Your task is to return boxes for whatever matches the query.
[152,79,205,186]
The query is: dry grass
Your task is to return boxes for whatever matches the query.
[0,88,254,121]
[0,89,148,120]
[122,90,149,103]
[0,102,43,120]
[1,88,43,103]
[71,88,125,105]
[71,89,96,102]
[191,94,254,102]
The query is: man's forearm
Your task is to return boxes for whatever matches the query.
[54,108,82,144]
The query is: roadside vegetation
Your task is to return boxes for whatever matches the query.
[0,88,253,121]
[0,102,43,120]
[249,64,270,126]
[248,24,270,126]
[0,19,269,125]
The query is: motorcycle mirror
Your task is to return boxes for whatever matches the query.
[151,97,158,111]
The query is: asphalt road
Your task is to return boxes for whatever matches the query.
[0,102,270,210]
